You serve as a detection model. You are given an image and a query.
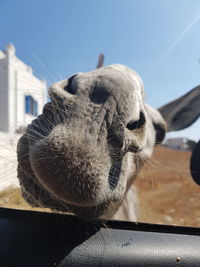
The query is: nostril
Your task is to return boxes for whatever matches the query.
[126,112,146,131]
[64,75,77,95]
[90,85,110,104]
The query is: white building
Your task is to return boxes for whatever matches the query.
[0,44,47,133]
[164,137,189,151]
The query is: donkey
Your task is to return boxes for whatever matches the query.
[17,64,200,221]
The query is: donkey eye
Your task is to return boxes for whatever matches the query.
[126,112,146,131]
[64,75,77,95]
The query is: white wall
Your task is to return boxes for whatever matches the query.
[0,44,47,133]
[165,138,188,151]
[0,51,9,131]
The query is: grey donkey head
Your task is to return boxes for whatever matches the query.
[17,64,166,220]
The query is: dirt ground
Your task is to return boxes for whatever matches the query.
[0,146,200,227]
[135,146,200,227]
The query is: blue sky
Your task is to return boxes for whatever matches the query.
[0,0,200,141]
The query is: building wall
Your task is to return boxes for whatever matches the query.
[0,51,9,131]
[164,138,189,151]
[0,44,47,133]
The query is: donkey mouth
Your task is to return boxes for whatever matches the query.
[28,125,126,210]
[31,155,124,208]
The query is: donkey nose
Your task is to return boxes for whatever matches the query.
[89,85,110,105]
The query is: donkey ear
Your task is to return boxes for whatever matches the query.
[158,85,200,132]
[96,53,104,69]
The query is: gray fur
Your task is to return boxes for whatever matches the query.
[17,64,166,220]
